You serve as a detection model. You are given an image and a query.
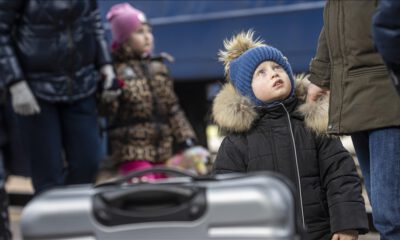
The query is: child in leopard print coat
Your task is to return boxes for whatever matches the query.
[99,3,208,180]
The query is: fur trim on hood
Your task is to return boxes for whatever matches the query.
[212,83,258,133]
[296,75,330,135]
[212,74,330,135]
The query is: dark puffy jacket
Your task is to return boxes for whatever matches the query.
[373,0,400,94]
[0,0,111,102]
[212,82,369,239]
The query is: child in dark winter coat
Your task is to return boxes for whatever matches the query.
[212,31,369,240]
[98,3,208,181]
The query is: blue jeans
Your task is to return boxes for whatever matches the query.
[19,95,105,193]
[352,127,400,240]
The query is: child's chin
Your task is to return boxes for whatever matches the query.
[141,50,152,57]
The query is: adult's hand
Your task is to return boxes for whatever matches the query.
[10,81,41,115]
[306,82,329,103]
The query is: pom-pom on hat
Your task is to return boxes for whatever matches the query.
[107,3,147,49]
[219,30,295,106]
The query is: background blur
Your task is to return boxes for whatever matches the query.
[7,1,379,239]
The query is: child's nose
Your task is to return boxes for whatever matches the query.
[271,71,279,78]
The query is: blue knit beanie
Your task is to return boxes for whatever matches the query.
[229,46,295,106]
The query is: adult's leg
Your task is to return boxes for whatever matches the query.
[18,100,64,193]
[351,131,371,198]
[369,127,400,240]
[0,150,11,240]
[61,95,104,185]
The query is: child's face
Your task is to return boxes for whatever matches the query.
[124,24,154,55]
[251,61,292,103]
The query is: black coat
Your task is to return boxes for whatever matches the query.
[0,0,111,102]
[214,97,369,240]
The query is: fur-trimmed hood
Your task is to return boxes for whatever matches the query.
[212,74,330,134]
[214,30,329,134]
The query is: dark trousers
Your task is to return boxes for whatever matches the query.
[0,108,11,239]
[19,95,105,193]
[0,149,11,240]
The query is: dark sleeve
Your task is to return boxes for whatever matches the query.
[372,0,400,67]
[212,135,247,174]
[317,135,369,234]
[0,0,25,87]
[90,0,112,68]
[309,26,331,89]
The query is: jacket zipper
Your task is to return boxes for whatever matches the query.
[325,0,345,133]
[280,103,306,229]
[337,1,345,133]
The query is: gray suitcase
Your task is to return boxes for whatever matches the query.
[21,168,301,240]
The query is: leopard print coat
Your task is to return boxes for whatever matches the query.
[99,52,196,164]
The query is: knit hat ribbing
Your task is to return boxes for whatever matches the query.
[229,45,295,106]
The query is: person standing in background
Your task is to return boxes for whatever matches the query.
[372,0,400,95]
[307,1,400,239]
[0,0,119,193]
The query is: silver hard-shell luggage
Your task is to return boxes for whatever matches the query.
[21,168,301,240]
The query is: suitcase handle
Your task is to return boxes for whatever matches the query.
[93,184,207,226]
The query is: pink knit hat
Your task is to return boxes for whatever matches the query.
[106,3,147,49]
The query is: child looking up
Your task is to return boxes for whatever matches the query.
[212,30,368,240]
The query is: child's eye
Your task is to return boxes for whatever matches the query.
[273,65,282,70]
[136,27,146,34]
[257,69,266,76]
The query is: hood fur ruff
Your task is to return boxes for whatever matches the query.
[212,74,330,135]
